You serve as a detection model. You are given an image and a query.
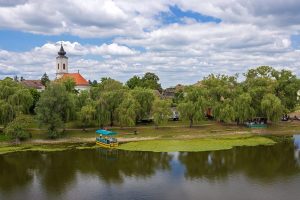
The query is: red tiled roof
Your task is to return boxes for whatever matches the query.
[62,73,89,86]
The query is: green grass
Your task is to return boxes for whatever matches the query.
[0,134,9,142]
[0,143,96,155]
[117,136,276,152]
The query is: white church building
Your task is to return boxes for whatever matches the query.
[56,44,90,91]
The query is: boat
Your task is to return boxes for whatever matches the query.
[96,129,118,148]
[245,117,267,128]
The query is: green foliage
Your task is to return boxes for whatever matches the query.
[29,88,40,114]
[35,83,75,138]
[213,100,236,123]
[4,115,31,141]
[202,74,239,102]
[116,94,139,127]
[234,93,255,123]
[152,98,171,128]
[79,103,96,130]
[0,100,15,126]
[273,69,300,111]
[178,87,207,128]
[126,72,162,91]
[41,73,50,86]
[61,77,76,93]
[261,94,283,122]
[0,78,33,125]
[95,96,110,128]
[126,75,142,89]
[76,90,90,110]
[131,87,155,121]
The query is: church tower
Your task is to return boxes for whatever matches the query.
[56,44,68,79]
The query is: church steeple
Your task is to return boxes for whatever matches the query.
[56,43,68,79]
[58,43,66,56]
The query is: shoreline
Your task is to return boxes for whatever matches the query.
[0,121,299,155]
[0,133,293,155]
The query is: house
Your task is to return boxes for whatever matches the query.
[21,80,45,92]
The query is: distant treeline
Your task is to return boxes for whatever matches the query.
[0,66,299,140]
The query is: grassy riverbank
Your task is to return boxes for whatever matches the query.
[0,120,299,154]
[117,135,276,152]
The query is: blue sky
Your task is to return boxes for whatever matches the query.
[159,5,221,25]
[0,0,299,87]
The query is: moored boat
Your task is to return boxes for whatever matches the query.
[96,129,118,148]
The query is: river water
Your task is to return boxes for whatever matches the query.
[1,136,300,200]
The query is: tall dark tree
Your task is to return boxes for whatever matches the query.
[41,73,50,86]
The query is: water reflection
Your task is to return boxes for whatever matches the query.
[0,149,172,195]
[179,141,300,182]
[0,136,300,199]
[293,135,300,165]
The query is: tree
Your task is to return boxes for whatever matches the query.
[131,87,155,122]
[95,96,110,128]
[272,69,300,111]
[0,100,15,126]
[178,87,207,128]
[35,83,75,138]
[29,88,40,114]
[41,73,50,86]
[234,93,255,124]
[116,94,139,127]
[4,115,31,143]
[213,100,236,123]
[152,98,171,128]
[61,77,76,93]
[141,72,162,92]
[243,66,277,116]
[0,78,33,125]
[90,77,123,99]
[126,75,142,89]
[261,94,283,122]
[79,103,96,130]
[126,73,162,91]
[76,90,90,110]
[8,89,33,114]
[103,90,126,126]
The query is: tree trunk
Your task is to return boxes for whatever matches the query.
[189,119,193,128]
[110,111,114,127]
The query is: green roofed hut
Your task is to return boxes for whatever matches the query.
[96,129,118,148]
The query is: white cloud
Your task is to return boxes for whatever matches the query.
[90,43,139,56]
[0,1,300,87]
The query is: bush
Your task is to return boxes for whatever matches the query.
[4,115,31,142]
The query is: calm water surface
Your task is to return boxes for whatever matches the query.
[1,136,300,200]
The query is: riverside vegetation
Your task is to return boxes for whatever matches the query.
[1,66,300,153]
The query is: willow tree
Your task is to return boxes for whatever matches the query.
[0,100,15,126]
[131,87,155,122]
[261,94,283,122]
[178,87,207,128]
[79,103,96,131]
[35,83,75,138]
[116,94,139,128]
[213,100,236,123]
[95,96,110,128]
[0,78,33,125]
[234,93,255,124]
[152,98,171,128]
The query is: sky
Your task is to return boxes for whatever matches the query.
[0,0,300,87]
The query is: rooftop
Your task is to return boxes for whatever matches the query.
[21,80,44,89]
[62,73,89,86]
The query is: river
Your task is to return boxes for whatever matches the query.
[1,135,300,200]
